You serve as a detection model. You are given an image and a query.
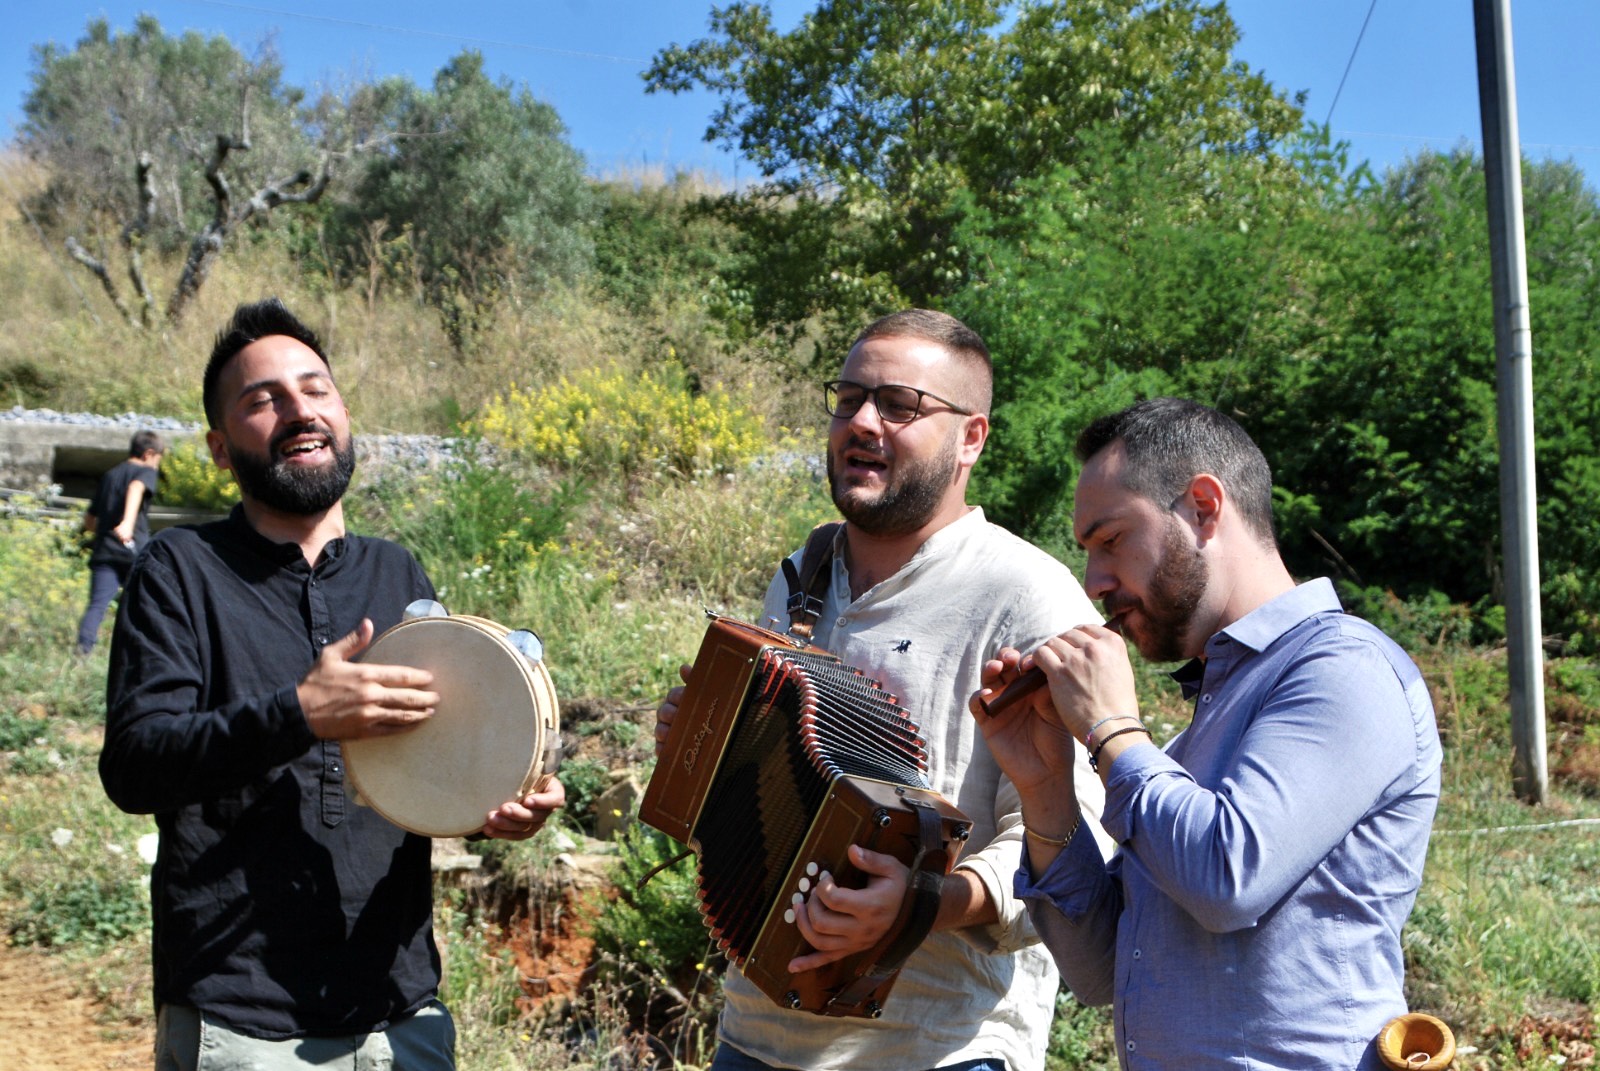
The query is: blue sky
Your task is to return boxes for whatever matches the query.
[2,1,1596,188]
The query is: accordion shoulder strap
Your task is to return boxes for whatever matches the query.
[828,797,949,1013]
[782,521,842,642]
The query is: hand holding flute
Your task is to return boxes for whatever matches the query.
[970,624,1149,785]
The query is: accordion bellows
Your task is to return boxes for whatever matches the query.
[641,615,971,1018]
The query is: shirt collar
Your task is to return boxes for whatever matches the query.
[1218,577,1343,653]
[832,505,986,562]
[223,504,347,572]
[833,506,987,604]
[1168,578,1342,698]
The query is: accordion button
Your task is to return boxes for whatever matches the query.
[799,877,812,892]
[784,909,796,924]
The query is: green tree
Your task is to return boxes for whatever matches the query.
[1246,151,1600,651]
[20,15,309,240]
[342,51,594,348]
[646,0,1302,344]
[952,123,1345,539]
[18,15,374,324]
[957,137,1600,650]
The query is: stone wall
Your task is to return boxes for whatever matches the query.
[1,408,464,501]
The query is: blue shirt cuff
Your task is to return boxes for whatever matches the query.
[1014,822,1110,920]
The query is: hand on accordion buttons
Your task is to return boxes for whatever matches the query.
[480,776,567,841]
[787,843,911,974]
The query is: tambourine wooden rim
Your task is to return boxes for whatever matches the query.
[343,614,560,837]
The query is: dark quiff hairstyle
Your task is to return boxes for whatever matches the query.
[851,309,994,416]
[202,298,332,429]
[1075,397,1279,548]
[128,430,166,457]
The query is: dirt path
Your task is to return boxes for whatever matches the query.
[0,941,150,1071]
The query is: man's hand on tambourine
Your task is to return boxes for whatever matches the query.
[787,844,908,974]
[297,619,440,740]
[481,777,566,841]
[652,663,692,759]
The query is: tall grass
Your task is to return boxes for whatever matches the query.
[2,152,803,438]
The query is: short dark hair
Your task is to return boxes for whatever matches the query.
[203,298,331,428]
[851,309,994,415]
[1076,397,1278,547]
[129,430,166,457]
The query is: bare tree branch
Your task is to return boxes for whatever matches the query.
[65,236,136,325]
[65,79,382,327]
[122,151,157,325]
[168,86,253,324]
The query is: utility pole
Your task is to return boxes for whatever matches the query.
[1473,0,1547,804]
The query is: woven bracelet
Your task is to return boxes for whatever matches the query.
[1089,724,1150,771]
[1082,714,1142,749]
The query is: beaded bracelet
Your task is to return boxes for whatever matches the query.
[1082,714,1142,749]
[1089,724,1151,772]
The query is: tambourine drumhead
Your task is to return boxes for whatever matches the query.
[343,615,560,837]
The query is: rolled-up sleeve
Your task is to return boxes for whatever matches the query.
[1015,822,1121,1005]
[955,735,1111,954]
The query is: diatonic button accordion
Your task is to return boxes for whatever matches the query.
[641,614,971,1018]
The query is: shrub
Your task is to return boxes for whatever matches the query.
[358,450,585,621]
[554,757,611,836]
[1336,583,1474,651]
[606,454,834,608]
[474,365,765,481]
[0,502,97,692]
[11,871,149,949]
[1,770,158,953]
[0,709,53,753]
[587,825,723,1066]
[509,547,709,704]
[437,891,525,1028]
[1046,996,1115,1070]
[154,435,240,511]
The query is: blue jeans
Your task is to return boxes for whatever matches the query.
[710,1045,1007,1071]
[154,1001,455,1071]
[77,559,131,654]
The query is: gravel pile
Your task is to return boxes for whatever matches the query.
[2,406,467,472]
[3,405,198,432]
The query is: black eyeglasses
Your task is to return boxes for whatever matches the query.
[823,380,974,424]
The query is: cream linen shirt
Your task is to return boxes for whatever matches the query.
[716,507,1110,1071]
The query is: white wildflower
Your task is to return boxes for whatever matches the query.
[50,827,74,847]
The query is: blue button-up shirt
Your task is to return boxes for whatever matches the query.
[1018,579,1441,1070]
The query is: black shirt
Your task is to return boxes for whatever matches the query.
[87,459,159,566]
[101,506,440,1039]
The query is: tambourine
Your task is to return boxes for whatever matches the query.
[342,601,562,837]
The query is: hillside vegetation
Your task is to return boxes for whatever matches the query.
[5,2,1600,1066]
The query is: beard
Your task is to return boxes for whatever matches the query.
[227,425,357,516]
[827,429,960,537]
[1107,515,1208,663]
